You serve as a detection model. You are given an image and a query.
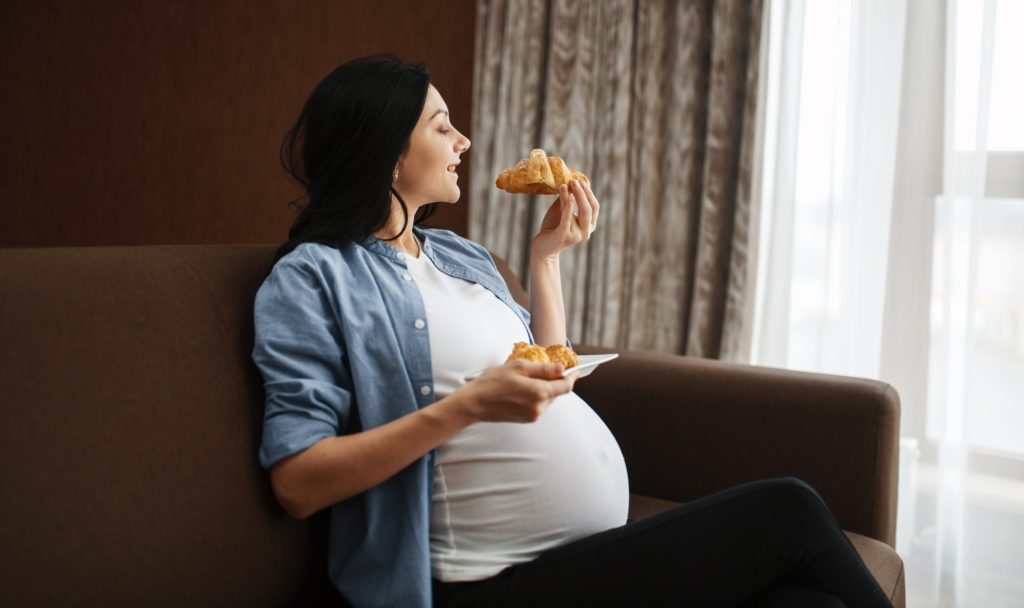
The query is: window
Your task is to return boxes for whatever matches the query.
[927,0,1024,458]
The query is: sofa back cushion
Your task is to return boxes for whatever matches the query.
[0,245,340,605]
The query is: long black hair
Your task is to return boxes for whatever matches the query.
[273,54,439,265]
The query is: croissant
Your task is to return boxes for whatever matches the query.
[495,149,590,195]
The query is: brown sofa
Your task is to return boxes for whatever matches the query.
[0,244,905,606]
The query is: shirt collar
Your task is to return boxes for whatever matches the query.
[356,223,434,263]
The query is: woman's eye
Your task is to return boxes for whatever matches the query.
[440,129,451,135]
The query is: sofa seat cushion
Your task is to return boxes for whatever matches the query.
[627,493,905,607]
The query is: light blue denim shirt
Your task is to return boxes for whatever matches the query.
[252,223,572,608]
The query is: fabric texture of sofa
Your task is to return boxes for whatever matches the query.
[0,244,904,606]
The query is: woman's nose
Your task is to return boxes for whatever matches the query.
[459,136,471,152]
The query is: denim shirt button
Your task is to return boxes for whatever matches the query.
[420,385,431,396]
[414,319,425,329]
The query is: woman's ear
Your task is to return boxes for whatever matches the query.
[393,152,407,182]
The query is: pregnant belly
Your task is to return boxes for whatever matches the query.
[430,392,630,571]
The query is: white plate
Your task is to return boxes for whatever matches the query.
[463,353,619,382]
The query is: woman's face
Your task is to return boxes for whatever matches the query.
[395,84,471,207]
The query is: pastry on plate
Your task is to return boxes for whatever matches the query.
[505,341,550,363]
[495,149,590,195]
[505,341,580,369]
[544,344,580,369]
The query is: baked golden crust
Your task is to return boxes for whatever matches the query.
[504,341,580,369]
[544,344,580,369]
[505,341,550,363]
[495,149,590,195]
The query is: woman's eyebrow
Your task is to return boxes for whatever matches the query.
[431,109,449,121]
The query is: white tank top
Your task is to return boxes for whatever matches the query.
[402,246,630,582]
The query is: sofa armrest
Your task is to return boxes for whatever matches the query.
[571,344,900,548]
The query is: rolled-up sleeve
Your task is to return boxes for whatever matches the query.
[252,259,354,471]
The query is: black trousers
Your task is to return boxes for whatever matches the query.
[431,477,894,608]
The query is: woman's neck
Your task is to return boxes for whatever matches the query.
[375,193,424,257]
[373,226,420,257]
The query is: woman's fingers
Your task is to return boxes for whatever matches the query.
[472,362,578,423]
[528,374,577,399]
[583,181,599,230]
[559,184,574,232]
[516,360,565,378]
[571,180,592,238]
[515,361,577,399]
[556,180,599,243]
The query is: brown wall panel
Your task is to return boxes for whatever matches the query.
[0,0,477,247]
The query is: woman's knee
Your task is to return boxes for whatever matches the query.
[770,476,822,496]
[762,477,831,512]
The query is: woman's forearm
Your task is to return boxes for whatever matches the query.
[528,254,568,347]
[269,393,475,520]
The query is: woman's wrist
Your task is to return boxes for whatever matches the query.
[529,249,559,266]
[428,391,478,430]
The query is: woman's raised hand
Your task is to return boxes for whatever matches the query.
[453,360,580,423]
[529,179,600,261]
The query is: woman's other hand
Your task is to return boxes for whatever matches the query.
[529,179,600,261]
[453,360,580,423]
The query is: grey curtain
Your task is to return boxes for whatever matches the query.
[470,0,763,361]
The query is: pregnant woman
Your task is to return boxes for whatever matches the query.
[252,54,894,608]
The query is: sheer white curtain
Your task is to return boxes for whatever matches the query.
[753,0,1024,606]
